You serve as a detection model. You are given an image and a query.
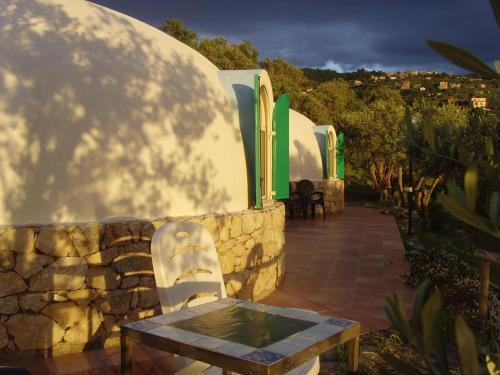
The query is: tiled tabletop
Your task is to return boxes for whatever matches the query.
[122,298,360,375]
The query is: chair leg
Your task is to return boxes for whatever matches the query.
[303,204,307,220]
[322,203,326,220]
[120,331,133,375]
[348,336,359,373]
[311,204,316,218]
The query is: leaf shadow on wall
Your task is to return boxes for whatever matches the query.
[0,0,246,226]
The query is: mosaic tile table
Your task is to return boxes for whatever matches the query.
[121,298,360,375]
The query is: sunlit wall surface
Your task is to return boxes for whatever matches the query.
[289,110,323,181]
[0,0,249,225]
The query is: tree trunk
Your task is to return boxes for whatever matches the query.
[423,175,442,209]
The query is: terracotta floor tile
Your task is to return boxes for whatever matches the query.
[21,360,53,375]
[266,206,414,333]
[47,351,106,374]
[70,368,118,375]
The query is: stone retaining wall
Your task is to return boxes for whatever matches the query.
[0,203,285,360]
[290,179,344,214]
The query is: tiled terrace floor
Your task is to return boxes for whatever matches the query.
[262,205,415,333]
[4,206,414,374]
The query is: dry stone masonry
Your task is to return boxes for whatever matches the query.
[0,204,285,360]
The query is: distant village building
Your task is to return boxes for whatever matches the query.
[470,97,487,109]
[400,80,410,90]
[420,87,426,92]
[480,83,486,88]
[450,82,461,89]
[379,76,386,80]
[425,77,432,80]
[371,75,379,81]
[354,80,363,87]
[439,81,448,89]
[413,83,421,89]
[389,76,397,80]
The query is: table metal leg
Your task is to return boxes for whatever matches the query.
[348,336,359,373]
[121,331,133,375]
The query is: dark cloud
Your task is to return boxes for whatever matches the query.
[92,0,498,73]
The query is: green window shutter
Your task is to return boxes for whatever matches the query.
[254,74,262,208]
[336,132,345,180]
[272,93,289,200]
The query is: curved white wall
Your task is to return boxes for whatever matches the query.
[0,0,249,225]
[289,110,323,181]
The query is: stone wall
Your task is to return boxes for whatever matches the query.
[0,203,285,360]
[290,179,344,215]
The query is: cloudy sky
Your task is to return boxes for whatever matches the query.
[92,0,497,73]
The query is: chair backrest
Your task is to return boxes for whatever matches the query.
[297,179,314,196]
[151,222,227,313]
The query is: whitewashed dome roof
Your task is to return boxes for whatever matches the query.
[289,109,323,181]
[0,0,250,225]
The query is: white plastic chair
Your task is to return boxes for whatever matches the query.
[151,222,319,375]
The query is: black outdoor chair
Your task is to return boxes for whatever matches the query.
[279,183,303,218]
[285,182,304,218]
[296,179,326,220]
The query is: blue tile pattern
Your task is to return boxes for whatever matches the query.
[126,320,162,331]
[325,317,354,328]
[241,350,285,364]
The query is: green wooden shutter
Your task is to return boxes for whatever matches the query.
[272,94,289,199]
[336,132,345,180]
[254,74,262,208]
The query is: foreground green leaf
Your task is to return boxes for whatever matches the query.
[490,192,500,227]
[438,193,500,238]
[426,40,499,79]
[411,279,431,333]
[486,137,495,158]
[422,291,447,370]
[464,164,478,210]
[485,355,499,375]
[385,294,415,346]
[491,0,500,28]
[455,316,480,375]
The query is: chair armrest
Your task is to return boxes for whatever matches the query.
[310,191,324,201]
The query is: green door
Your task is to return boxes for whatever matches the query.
[272,94,289,199]
[336,132,345,180]
[254,74,261,208]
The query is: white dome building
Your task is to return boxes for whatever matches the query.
[288,109,344,214]
[289,109,324,181]
[0,0,251,225]
[0,0,290,357]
